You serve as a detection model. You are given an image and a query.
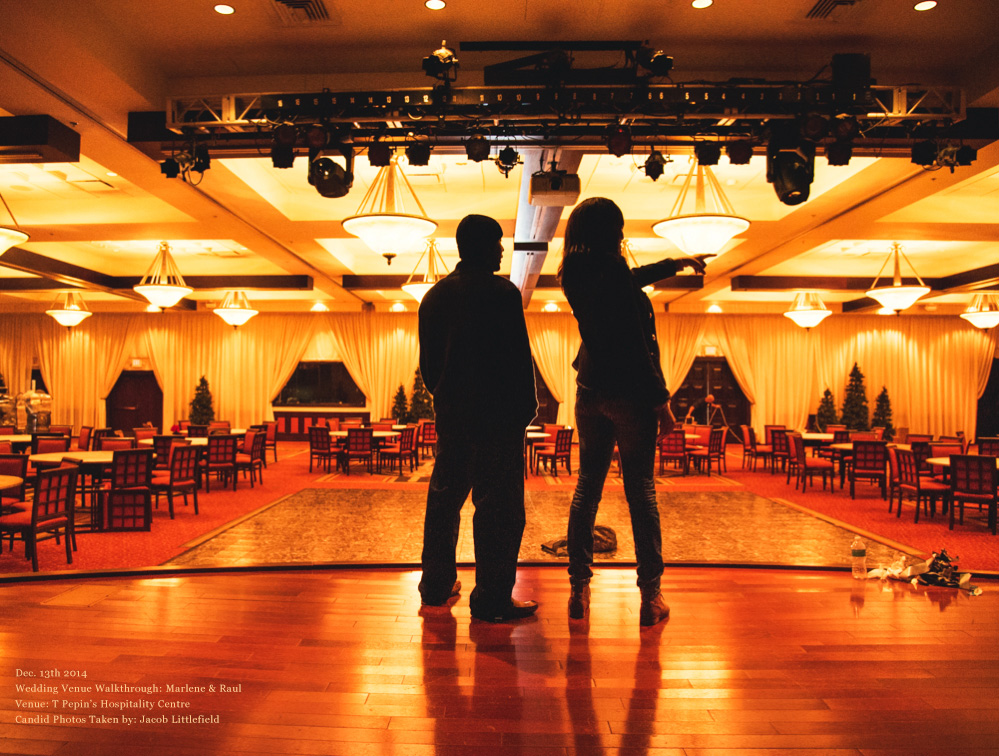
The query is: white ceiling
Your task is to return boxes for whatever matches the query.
[1,0,998,315]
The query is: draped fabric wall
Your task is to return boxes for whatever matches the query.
[525,314,581,425]
[325,313,420,422]
[33,314,138,430]
[0,313,994,439]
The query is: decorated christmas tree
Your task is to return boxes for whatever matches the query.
[871,386,894,441]
[391,384,410,424]
[816,388,838,431]
[189,375,215,425]
[408,369,434,421]
[839,363,869,431]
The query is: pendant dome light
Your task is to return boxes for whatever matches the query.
[134,241,193,308]
[46,291,92,327]
[402,238,449,303]
[783,291,832,329]
[865,242,930,314]
[214,290,258,328]
[652,158,749,257]
[960,293,999,329]
[342,156,437,259]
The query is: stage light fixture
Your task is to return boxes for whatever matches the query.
[767,122,814,206]
[405,142,432,166]
[160,158,181,178]
[305,125,329,150]
[270,144,295,169]
[495,146,520,178]
[955,145,977,166]
[643,150,667,181]
[192,144,211,173]
[911,140,937,166]
[605,125,632,157]
[273,124,298,145]
[368,142,392,167]
[422,40,458,80]
[694,142,721,166]
[800,114,829,141]
[725,141,753,165]
[830,116,860,141]
[464,134,490,162]
[637,46,674,77]
[308,157,353,198]
[825,141,853,166]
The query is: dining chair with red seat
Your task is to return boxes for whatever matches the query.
[746,426,773,472]
[371,422,393,431]
[535,427,574,477]
[896,447,951,523]
[338,427,374,475]
[739,425,755,470]
[74,426,93,451]
[95,436,136,451]
[887,446,902,513]
[47,425,73,437]
[0,426,13,435]
[263,421,278,465]
[929,443,963,482]
[132,427,157,441]
[199,435,238,491]
[308,426,337,473]
[658,429,690,475]
[763,425,785,447]
[690,426,726,475]
[178,420,190,432]
[979,437,999,457]
[787,433,835,491]
[893,427,909,444]
[187,424,208,438]
[235,430,266,487]
[870,427,886,440]
[378,426,418,475]
[0,453,29,508]
[0,464,78,572]
[906,434,933,444]
[418,421,437,460]
[31,435,72,455]
[824,424,847,433]
[152,435,188,472]
[0,441,11,454]
[769,429,790,474]
[848,440,888,499]
[98,448,154,531]
[532,424,565,469]
[909,440,933,476]
[208,421,231,435]
[151,444,200,520]
[949,454,998,534]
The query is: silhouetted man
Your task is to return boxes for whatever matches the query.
[417,214,539,622]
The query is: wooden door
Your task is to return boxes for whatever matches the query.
[976,359,999,440]
[671,356,750,443]
[106,371,163,434]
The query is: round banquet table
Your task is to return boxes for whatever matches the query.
[0,474,23,489]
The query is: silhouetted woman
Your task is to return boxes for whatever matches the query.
[559,197,708,626]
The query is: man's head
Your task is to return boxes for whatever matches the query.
[456,214,504,271]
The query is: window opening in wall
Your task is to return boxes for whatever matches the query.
[276,362,366,406]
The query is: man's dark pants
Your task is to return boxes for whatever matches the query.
[419,424,526,614]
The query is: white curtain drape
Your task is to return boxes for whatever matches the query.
[655,314,706,394]
[0,314,36,397]
[326,313,420,421]
[526,313,580,425]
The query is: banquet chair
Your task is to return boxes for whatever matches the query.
[235,430,266,487]
[535,427,574,476]
[371,422,393,431]
[75,426,93,451]
[378,426,418,475]
[178,420,191,432]
[418,421,437,460]
[95,436,135,451]
[887,446,902,513]
[658,429,690,475]
[849,431,877,441]
[789,433,835,491]
[208,421,231,435]
[532,424,566,470]
[746,427,773,472]
[187,424,208,438]
[949,454,998,534]
[769,429,790,474]
[764,425,785,446]
[152,435,188,472]
[133,427,157,441]
[0,441,10,454]
[0,464,78,572]
[893,427,909,444]
[263,421,278,464]
[338,427,374,475]
[0,453,29,507]
[690,427,726,475]
[308,426,336,473]
[849,440,888,499]
[909,441,933,475]
[739,425,754,470]
[929,443,963,482]
[151,444,199,519]
[978,438,999,457]
[199,435,238,492]
[896,448,951,523]
[870,426,885,440]
[48,425,73,437]
[906,434,933,444]
[91,428,116,446]
[824,424,847,433]
[0,426,13,435]
[31,435,71,455]
[99,448,153,531]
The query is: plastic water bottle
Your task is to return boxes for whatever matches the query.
[851,536,867,579]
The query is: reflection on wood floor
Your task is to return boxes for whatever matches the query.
[3,566,996,755]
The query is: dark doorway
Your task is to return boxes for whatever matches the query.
[671,356,750,443]
[976,359,999,441]
[533,360,559,425]
[106,371,163,434]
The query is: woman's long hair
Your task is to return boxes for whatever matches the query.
[557,197,625,282]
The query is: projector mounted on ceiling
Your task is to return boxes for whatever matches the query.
[528,166,580,207]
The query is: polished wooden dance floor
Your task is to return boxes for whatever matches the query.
[2,566,997,755]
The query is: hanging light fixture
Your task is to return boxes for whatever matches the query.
[622,240,654,294]
[783,291,832,329]
[652,157,750,257]
[214,290,258,328]
[133,241,193,308]
[960,293,999,329]
[46,291,92,327]
[341,156,437,258]
[0,191,29,256]
[865,242,930,314]
[402,238,450,303]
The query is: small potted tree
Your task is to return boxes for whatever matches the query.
[189,376,215,425]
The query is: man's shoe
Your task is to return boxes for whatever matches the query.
[471,599,539,622]
[421,580,461,607]
[639,592,670,627]
[568,584,590,620]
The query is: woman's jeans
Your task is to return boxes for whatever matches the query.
[567,386,664,596]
